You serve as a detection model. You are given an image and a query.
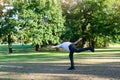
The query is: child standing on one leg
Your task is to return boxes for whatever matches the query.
[47,38,94,70]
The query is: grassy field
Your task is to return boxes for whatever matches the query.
[0,44,120,80]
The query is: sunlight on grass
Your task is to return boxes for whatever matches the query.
[0,65,23,68]
[0,48,120,63]
[0,72,116,80]
[75,58,120,65]
[0,52,69,63]
[0,44,120,65]
[0,45,120,80]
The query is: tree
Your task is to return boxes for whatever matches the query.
[0,0,19,53]
[13,0,65,51]
[63,0,120,47]
[0,0,6,16]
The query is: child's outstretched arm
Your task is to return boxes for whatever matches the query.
[73,38,82,45]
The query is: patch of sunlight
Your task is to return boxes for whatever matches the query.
[109,44,120,48]
[95,48,119,50]
[9,52,50,56]
[0,72,9,75]
[0,65,23,68]
[95,52,120,54]
[76,58,120,65]
[38,60,69,64]
[0,60,70,64]
[9,52,68,56]
[0,72,115,80]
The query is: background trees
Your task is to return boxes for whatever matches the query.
[63,0,120,47]
[0,0,19,53]
[12,0,65,51]
[0,0,120,53]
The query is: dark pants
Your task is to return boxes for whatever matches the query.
[68,44,90,68]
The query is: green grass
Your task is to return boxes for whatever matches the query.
[0,44,34,54]
[0,44,69,62]
[0,44,120,63]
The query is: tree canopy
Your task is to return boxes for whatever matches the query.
[12,0,65,47]
[63,0,120,47]
[0,0,120,52]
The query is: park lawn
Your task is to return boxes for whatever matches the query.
[0,44,69,62]
[0,44,120,63]
[0,44,120,80]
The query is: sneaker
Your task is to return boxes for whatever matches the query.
[89,46,94,52]
[68,67,75,70]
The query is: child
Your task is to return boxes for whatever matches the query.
[47,38,94,70]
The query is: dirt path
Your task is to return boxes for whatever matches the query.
[0,57,120,80]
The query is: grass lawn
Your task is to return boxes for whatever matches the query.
[0,44,120,80]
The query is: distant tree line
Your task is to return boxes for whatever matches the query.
[0,0,120,53]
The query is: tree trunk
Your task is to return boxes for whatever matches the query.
[35,44,39,51]
[81,38,86,47]
[91,40,95,48]
[103,38,109,47]
[8,34,12,53]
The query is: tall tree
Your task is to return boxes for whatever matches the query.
[64,0,120,47]
[0,0,19,53]
[0,0,6,16]
[13,0,65,51]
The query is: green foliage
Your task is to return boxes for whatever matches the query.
[64,0,120,47]
[13,0,65,46]
[1,0,120,48]
[0,2,19,43]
